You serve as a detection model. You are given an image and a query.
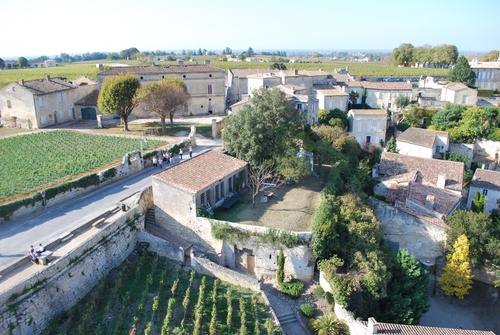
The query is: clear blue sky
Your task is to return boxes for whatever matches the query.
[1,0,498,59]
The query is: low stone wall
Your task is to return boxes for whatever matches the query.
[0,208,142,335]
[135,230,184,263]
[212,118,226,139]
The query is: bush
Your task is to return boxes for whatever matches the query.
[279,279,304,299]
[312,286,325,299]
[324,292,335,307]
[300,303,315,317]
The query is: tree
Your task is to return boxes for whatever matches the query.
[277,248,285,284]
[0,58,5,70]
[271,62,287,70]
[448,56,476,87]
[98,73,141,131]
[309,314,349,335]
[471,191,487,213]
[18,56,28,68]
[247,47,255,57]
[385,136,398,153]
[392,43,414,66]
[438,234,473,299]
[137,78,190,133]
[222,47,232,54]
[395,95,410,110]
[381,249,430,324]
[247,161,279,207]
[481,50,499,62]
[222,87,304,167]
[431,104,466,130]
[349,91,359,106]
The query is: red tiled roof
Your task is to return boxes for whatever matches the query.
[471,169,500,192]
[361,321,495,335]
[378,152,464,191]
[397,128,449,148]
[153,150,247,193]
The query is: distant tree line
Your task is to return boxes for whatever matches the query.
[392,43,458,68]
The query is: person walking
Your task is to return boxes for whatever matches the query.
[152,156,158,168]
[179,148,183,160]
[158,155,163,169]
[189,145,193,158]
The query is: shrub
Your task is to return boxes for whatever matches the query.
[300,303,315,317]
[279,279,304,299]
[312,286,325,299]
[324,292,335,307]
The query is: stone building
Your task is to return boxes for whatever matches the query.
[441,82,478,105]
[97,62,225,116]
[0,76,97,129]
[313,84,349,112]
[470,58,500,90]
[360,81,413,111]
[347,109,387,147]
[396,127,450,159]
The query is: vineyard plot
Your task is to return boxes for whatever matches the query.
[0,131,164,200]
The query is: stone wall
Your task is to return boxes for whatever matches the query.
[372,199,447,261]
[0,209,142,335]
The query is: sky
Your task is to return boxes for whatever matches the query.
[1,0,498,59]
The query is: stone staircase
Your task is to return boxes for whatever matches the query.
[277,311,297,325]
[427,274,437,296]
[145,208,156,228]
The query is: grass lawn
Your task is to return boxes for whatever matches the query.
[41,246,277,335]
[93,121,213,138]
[214,170,328,232]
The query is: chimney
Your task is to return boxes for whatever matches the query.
[45,75,51,81]
[436,173,446,189]
[425,195,435,210]
[204,60,210,66]
[18,79,24,86]
[367,317,378,335]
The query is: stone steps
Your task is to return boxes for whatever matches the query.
[145,208,156,227]
[277,312,297,325]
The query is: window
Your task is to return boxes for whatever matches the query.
[388,102,392,109]
[228,177,232,192]
[59,110,64,120]
[366,135,371,143]
[376,122,381,132]
[208,84,212,94]
[462,95,468,104]
[58,93,63,103]
[328,100,333,109]
[215,184,220,201]
[483,189,488,196]
[41,116,46,125]
[367,122,372,131]
[39,97,43,107]
[357,122,362,132]
[340,100,344,108]
[200,193,205,207]
[7,100,11,108]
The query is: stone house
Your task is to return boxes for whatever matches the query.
[313,84,349,112]
[360,81,413,111]
[467,168,500,213]
[470,58,500,90]
[97,61,225,116]
[373,152,464,221]
[396,127,450,159]
[441,82,478,105]
[0,76,97,129]
[276,84,319,124]
[347,109,387,147]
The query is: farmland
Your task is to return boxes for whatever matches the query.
[41,248,278,335]
[0,58,450,89]
[0,131,164,202]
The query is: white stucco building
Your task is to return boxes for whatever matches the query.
[347,109,387,147]
[396,127,450,159]
[467,168,500,213]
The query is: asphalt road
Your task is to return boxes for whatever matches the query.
[0,141,221,273]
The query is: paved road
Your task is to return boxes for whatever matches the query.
[0,139,221,274]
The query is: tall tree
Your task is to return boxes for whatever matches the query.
[395,95,410,110]
[222,87,304,167]
[392,43,414,67]
[348,91,359,106]
[471,191,487,213]
[0,57,5,69]
[438,234,473,299]
[447,56,476,87]
[137,78,190,133]
[98,73,140,131]
[18,56,28,68]
[481,50,500,62]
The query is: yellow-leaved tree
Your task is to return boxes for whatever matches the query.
[438,234,473,299]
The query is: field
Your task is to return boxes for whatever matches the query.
[0,58,450,89]
[41,247,278,335]
[0,131,164,203]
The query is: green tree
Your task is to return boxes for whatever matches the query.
[18,56,28,68]
[222,87,304,166]
[271,62,287,70]
[385,136,398,153]
[136,78,190,133]
[392,43,414,66]
[98,73,141,131]
[318,108,349,129]
[452,106,492,142]
[381,250,430,324]
[395,95,410,110]
[348,91,359,106]
[222,47,232,54]
[309,314,349,335]
[481,50,499,62]
[447,56,476,87]
[431,104,466,130]
[277,248,285,284]
[471,191,487,213]
[119,47,140,60]
[438,234,474,299]
[0,58,5,69]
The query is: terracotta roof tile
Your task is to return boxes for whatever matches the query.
[471,169,500,192]
[397,128,449,148]
[377,152,464,191]
[361,320,495,335]
[153,150,247,193]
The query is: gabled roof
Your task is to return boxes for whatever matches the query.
[313,84,349,96]
[99,64,224,76]
[153,150,247,193]
[471,169,500,192]
[377,152,464,191]
[407,181,462,217]
[348,109,387,116]
[361,320,495,335]
[397,128,449,148]
[443,82,471,91]
[15,77,77,95]
[361,81,412,90]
